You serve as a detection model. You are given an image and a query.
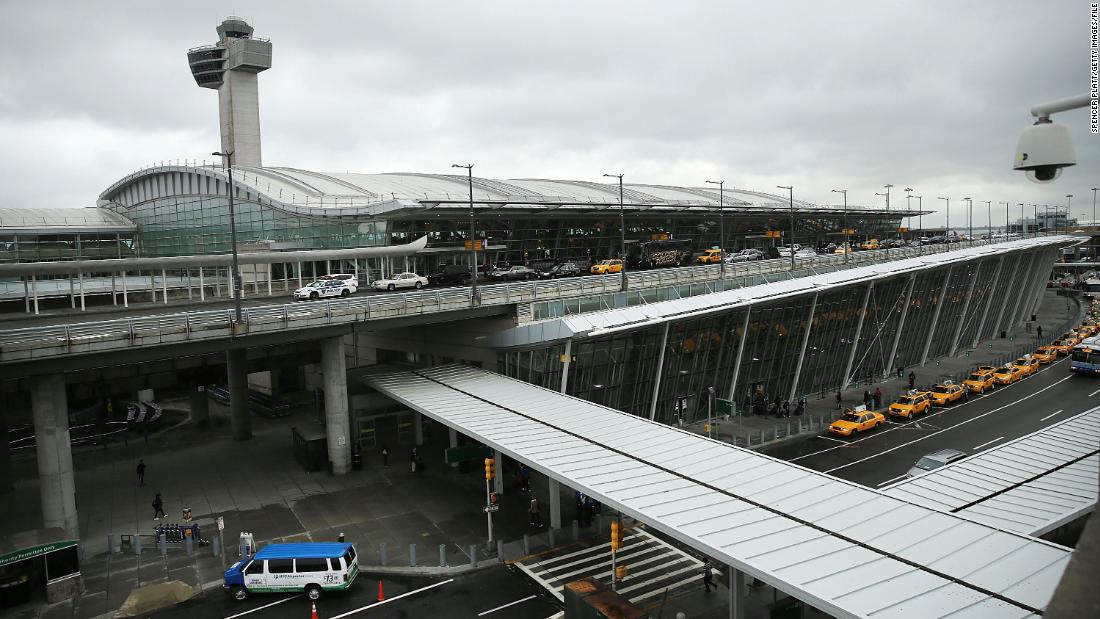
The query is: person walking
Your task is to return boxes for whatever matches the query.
[381,446,389,467]
[136,459,146,487]
[835,391,842,410]
[873,387,883,409]
[1037,324,1043,339]
[908,371,916,389]
[528,497,542,527]
[152,493,165,520]
[863,390,872,408]
[702,559,717,593]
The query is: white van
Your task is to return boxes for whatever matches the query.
[223,542,359,601]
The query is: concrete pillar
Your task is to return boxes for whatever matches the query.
[322,337,351,475]
[31,374,78,538]
[729,566,745,618]
[448,428,458,468]
[226,348,252,441]
[190,380,210,427]
[413,412,424,446]
[493,450,504,495]
[120,272,127,308]
[548,478,562,529]
[559,339,572,394]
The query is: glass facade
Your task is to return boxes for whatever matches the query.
[499,251,1041,425]
[0,233,134,264]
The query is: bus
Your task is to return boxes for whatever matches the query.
[625,239,694,269]
[223,542,359,601]
[1069,337,1100,375]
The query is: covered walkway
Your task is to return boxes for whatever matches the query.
[364,364,1072,618]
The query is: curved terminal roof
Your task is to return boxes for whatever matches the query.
[98,164,920,220]
[0,208,135,234]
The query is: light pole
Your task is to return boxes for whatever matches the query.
[914,195,923,237]
[451,163,479,301]
[983,200,991,242]
[707,386,715,439]
[1018,203,1025,235]
[1066,195,1074,232]
[603,173,627,291]
[831,189,848,263]
[777,185,795,270]
[938,197,950,240]
[904,188,913,239]
[999,201,1009,237]
[705,179,725,276]
[212,150,242,323]
[963,197,973,245]
[1091,188,1099,229]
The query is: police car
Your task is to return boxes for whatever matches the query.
[223,542,359,601]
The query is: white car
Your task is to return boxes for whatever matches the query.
[293,279,354,300]
[794,248,817,258]
[372,272,429,291]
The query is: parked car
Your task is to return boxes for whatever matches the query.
[827,405,885,437]
[489,265,537,281]
[887,391,932,419]
[318,273,359,290]
[697,249,724,264]
[906,448,968,478]
[372,272,428,291]
[293,279,354,300]
[991,364,1023,385]
[794,247,817,259]
[428,264,471,286]
[859,239,881,250]
[591,259,624,274]
[537,262,585,279]
[930,382,966,405]
[726,249,763,263]
[963,371,995,394]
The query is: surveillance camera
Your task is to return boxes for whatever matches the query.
[1014,121,1076,184]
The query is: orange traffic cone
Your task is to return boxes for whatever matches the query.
[310,601,318,619]
[377,580,385,601]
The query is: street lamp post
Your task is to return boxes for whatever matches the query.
[983,200,991,242]
[831,189,848,263]
[999,201,1009,237]
[1018,203,1025,235]
[1091,188,1099,229]
[603,173,627,291]
[451,163,479,301]
[1066,195,1074,233]
[963,197,973,245]
[212,150,242,323]
[777,185,795,270]
[938,197,950,240]
[914,195,922,237]
[904,188,913,238]
[705,179,725,276]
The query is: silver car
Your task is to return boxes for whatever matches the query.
[906,448,967,478]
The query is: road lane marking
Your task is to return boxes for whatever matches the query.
[1089,388,1100,397]
[817,436,849,443]
[329,579,454,619]
[973,436,1006,450]
[824,374,1074,473]
[1040,409,1066,421]
[478,595,537,616]
[224,595,302,619]
[876,473,908,487]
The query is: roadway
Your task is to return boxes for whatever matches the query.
[766,355,1095,488]
[153,568,560,619]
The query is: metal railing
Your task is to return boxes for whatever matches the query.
[0,239,1028,364]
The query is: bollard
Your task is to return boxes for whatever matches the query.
[439,544,447,567]
[572,519,579,541]
[185,535,193,556]
[469,544,477,568]
[108,535,117,554]
[523,533,530,555]
[212,534,221,558]
[548,527,555,547]
[788,420,792,436]
[133,535,142,555]
[496,540,504,562]
[380,543,387,567]
[410,543,417,567]
[158,534,167,556]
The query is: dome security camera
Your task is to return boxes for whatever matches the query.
[1013,120,1075,184]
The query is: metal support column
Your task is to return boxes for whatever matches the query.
[843,283,874,387]
[559,339,572,394]
[1006,253,1037,329]
[23,278,29,314]
[31,274,39,314]
[1027,249,1055,321]
[729,567,744,619]
[77,273,85,311]
[548,478,561,530]
[69,275,75,309]
[120,271,127,308]
[885,274,917,375]
[991,254,1021,338]
[788,293,819,403]
[727,308,752,402]
[920,267,954,366]
[199,266,205,301]
[972,257,1005,347]
[493,450,504,495]
[161,268,168,304]
[948,263,982,356]
[648,322,671,421]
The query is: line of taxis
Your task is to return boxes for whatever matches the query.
[826,319,1100,438]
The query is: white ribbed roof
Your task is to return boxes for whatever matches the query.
[0,207,135,233]
[364,365,1072,619]
[882,408,1099,536]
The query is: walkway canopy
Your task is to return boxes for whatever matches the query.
[364,364,1071,619]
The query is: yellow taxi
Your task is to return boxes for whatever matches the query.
[696,249,723,265]
[963,371,996,394]
[860,239,881,250]
[1032,346,1059,364]
[992,364,1024,385]
[833,244,853,255]
[1049,339,1073,356]
[887,391,933,419]
[1011,355,1041,376]
[590,259,624,275]
[1077,326,1097,340]
[930,382,966,406]
[827,406,885,437]
[1060,332,1082,346]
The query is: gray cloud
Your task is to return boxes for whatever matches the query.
[0,0,1095,226]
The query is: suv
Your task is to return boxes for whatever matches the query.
[489,265,536,281]
[538,262,584,279]
[428,264,471,286]
[906,449,968,478]
[887,391,932,419]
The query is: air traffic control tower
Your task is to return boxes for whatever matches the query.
[187,17,272,167]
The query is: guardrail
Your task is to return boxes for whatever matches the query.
[0,240,1013,364]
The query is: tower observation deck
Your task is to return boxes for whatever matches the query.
[186,17,271,167]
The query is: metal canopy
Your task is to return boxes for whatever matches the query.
[364,365,1071,619]
[883,408,1099,537]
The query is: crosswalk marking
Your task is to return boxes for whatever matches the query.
[516,526,704,605]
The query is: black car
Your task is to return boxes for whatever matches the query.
[538,262,584,279]
[428,264,471,286]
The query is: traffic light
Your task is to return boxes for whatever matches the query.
[484,457,495,480]
[610,521,622,551]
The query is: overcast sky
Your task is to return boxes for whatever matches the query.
[0,1,1096,227]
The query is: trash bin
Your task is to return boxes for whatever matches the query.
[1000,330,1007,338]
[351,448,363,471]
[1031,314,1037,322]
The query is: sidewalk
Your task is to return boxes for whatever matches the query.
[682,288,1086,449]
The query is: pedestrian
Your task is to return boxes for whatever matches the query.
[1037,324,1043,339]
[152,493,165,520]
[835,391,842,410]
[520,464,531,493]
[780,400,790,418]
[415,455,425,475]
[873,387,882,409]
[908,372,916,389]
[381,446,389,467]
[136,459,146,487]
[702,559,717,593]
[863,390,872,408]
[528,497,542,527]
[410,457,417,474]
[410,447,418,463]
